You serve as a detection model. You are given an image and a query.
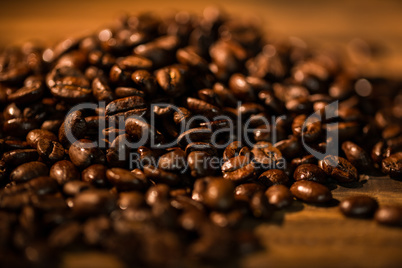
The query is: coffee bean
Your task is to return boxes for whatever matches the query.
[158,149,186,172]
[250,191,273,219]
[114,87,144,99]
[203,179,235,211]
[293,164,327,184]
[156,66,186,96]
[37,139,65,163]
[105,96,145,116]
[106,168,147,191]
[374,206,402,227]
[319,155,359,183]
[72,189,116,217]
[258,169,289,187]
[176,128,212,148]
[381,153,402,178]
[290,180,332,203]
[341,141,372,171]
[131,70,157,96]
[186,97,220,118]
[265,185,293,209]
[3,118,39,138]
[339,195,378,218]
[81,164,109,187]
[10,161,49,183]
[125,117,164,145]
[68,139,105,169]
[50,160,80,184]
[92,76,114,102]
[28,176,59,195]
[26,129,57,149]
[2,149,39,167]
[143,165,180,186]
[8,82,44,105]
[58,110,87,146]
[235,183,266,201]
[252,141,283,170]
[222,156,257,183]
[118,191,145,210]
[63,181,91,196]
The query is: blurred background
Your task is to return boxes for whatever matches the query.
[1,0,401,77]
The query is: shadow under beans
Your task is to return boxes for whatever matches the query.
[337,180,367,189]
[307,198,340,208]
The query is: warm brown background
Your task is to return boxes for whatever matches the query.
[1,1,402,267]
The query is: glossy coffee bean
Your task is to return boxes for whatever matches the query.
[2,149,39,167]
[106,168,147,191]
[374,206,402,227]
[50,160,80,184]
[293,164,327,184]
[72,189,117,217]
[265,185,293,209]
[10,161,49,183]
[81,164,109,187]
[235,183,266,201]
[290,181,332,203]
[37,139,65,163]
[63,181,91,196]
[258,169,289,187]
[143,165,180,186]
[222,156,257,183]
[26,129,57,149]
[339,195,378,218]
[203,179,235,211]
[250,191,273,219]
[68,139,105,169]
[341,141,372,171]
[381,153,402,178]
[118,191,145,210]
[319,155,358,183]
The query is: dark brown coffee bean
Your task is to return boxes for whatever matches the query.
[0,192,31,210]
[58,110,87,146]
[114,87,144,98]
[131,70,158,96]
[290,180,332,203]
[30,193,67,212]
[158,148,186,172]
[339,195,378,218]
[176,128,212,148]
[210,210,243,228]
[145,184,170,206]
[63,181,91,196]
[8,81,44,105]
[92,76,114,102]
[291,155,317,167]
[10,161,49,183]
[118,55,153,71]
[187,151,216,177]
[293,164,327,184]
[83,216,112,245]
[250,191,273,219]
[155,66,186,96]
[143,165,180,186]
[3,118,39,138]
[374,206,402,227]
[68,139,105,169]
[341,141,372,171]
[2,149,39,167]
[292,114,321,143]
[319,155,359,183]
[41,119,63,135]
[203,179,235,211]
[72,189,116,216]
[381,153,402,178]
[222,156,257,183]
[27,176,59,195]
[105,96,145,116]
[185,142,217,156]
[223,141,243,161]
[118,191,145,210]
[37,139,65,163]
[186,97,219,117]
[26,129,57,149]
[50,160,80,184]
[81,164,109,187]
[274,137,302,159]
[210,40,247,74]
[265,185,293,209]
[258,169,289,187]
[235,183,266,200]
[252,141,283,170]
[126,117,163,144]
[176,46,208,70]
[106,168,147,191]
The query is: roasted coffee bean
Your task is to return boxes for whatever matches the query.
[145,184,170,206]
[265,185,293,209]
[118,191,145,210]
[176,128,212,148]
[0,192,31,210]
[143,165,180,186]
[222,156,257,183]
[291,155,317,167]
[186,97,219,117]
[374,205,402,227]
[8,82,44,105]
[114,87,144,98]
[188,151,216,177]
[81,164,109,187]
[105,96,145,116]
[210,210,243,228]
[203,179,235,211]
[235,183,266,201]
[290,181,332,203]
[274,137,302,159]
[83,216,111,245]
[381,153,402,178]
[341,141,372,171]
[28,176,59,195]
[293,164,327,184]
[177,46,208,70]
[319,155,359,183]
[131,70,158,96]
[26,129,57,149]
[291,114,321,143]
[63,181,91,196]
[68,139,105,169]
[2,149,39,167]
[125,117,164,145]
[92,76,114,102]
[10,161,49,183]
[185,142,217,156]
[155,65,187,96]
[3,118,39,138]
[258,169,289,187]
[72,189,116,216]
[106,168,147,191]
[41,119,63,134]
[50,160,80,184]
[37,139,65,163]
[58,110,87,146]
[339,195,378,218]
[31,193,67,212]
[158,149,186,172]
[49,79,92,103]
[251,141,283,170]
[250,191,273,219]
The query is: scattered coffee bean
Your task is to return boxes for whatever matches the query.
[339,195,378,218]
[290,181,332,203]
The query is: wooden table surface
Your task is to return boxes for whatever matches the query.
[1,1,402,267]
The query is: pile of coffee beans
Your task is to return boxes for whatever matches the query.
[0,7,402,267]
